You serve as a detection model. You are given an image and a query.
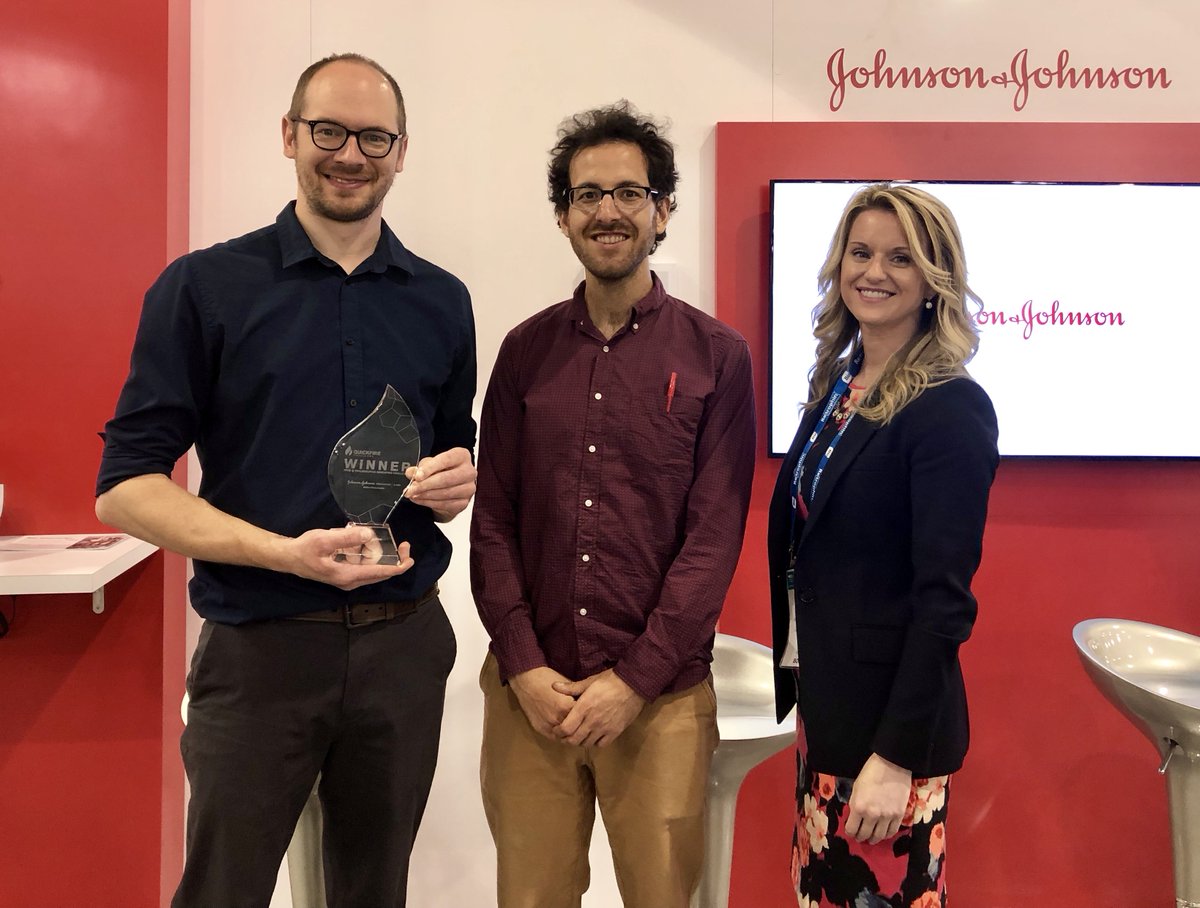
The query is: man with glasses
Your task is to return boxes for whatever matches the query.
[96,53,476,907]
[471,102,755,907]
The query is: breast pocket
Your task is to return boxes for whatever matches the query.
[626,392,704,495]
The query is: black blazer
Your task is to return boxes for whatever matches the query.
[768,377,999,778]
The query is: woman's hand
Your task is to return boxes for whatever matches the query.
[845,752,912,844]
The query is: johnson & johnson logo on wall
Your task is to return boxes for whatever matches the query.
[827,48,1172,112]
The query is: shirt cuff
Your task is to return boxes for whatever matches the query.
[488,612,548,684]
[613,637,680,703]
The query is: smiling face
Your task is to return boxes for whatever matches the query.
[282,60,407,225]
[838,207,933,346]
[558,140,670,286]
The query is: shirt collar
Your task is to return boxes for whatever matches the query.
[568,271,668,322]
[276,201,416,276]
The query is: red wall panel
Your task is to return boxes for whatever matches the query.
[716,122,1200,907]
[0,1,189,905]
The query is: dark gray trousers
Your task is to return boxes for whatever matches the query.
[173,598,455,908]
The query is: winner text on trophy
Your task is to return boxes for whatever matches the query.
[327,385,422,565]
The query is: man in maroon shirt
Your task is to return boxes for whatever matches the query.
[470,102,756,908]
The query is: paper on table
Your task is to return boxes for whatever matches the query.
[0,535,127,552]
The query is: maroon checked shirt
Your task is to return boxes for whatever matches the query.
[469,276,756,701]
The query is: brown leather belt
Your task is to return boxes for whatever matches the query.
[286,585,439,628]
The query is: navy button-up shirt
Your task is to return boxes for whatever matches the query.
[97,203,476,623]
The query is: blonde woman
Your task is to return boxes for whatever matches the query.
[767,184,999,907]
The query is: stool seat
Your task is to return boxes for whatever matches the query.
[1074,618,1200,906]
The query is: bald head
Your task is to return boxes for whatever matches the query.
[288,52,406,135]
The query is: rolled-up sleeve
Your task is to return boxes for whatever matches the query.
[96,258,215,496]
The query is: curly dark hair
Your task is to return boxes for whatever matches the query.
[548,101,679,251]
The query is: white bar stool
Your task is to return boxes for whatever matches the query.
[693,634,796,908]
[179,694,327,907]
[1074,619,1200,908]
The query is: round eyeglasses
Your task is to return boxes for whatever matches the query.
[291,118,403,158]
[565,185,660,213]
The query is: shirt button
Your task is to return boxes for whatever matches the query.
[602,345,610,353]
[588,445,596,453]
[594,392,602,400]
[632,322,639,331]
[349,399,358,407]
[345,339,355,346]
[584,499,593,507]
[579,608,588,616]
[581,554,590,562]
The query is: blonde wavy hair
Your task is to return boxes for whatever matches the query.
[806,183,981,424]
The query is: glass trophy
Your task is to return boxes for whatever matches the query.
[327,385,421,565]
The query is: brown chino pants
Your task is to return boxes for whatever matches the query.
[479,653,718,908]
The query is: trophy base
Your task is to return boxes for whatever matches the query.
[334,524,401,566]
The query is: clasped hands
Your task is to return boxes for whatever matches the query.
[509,666,645,748]
[283,447,476,590]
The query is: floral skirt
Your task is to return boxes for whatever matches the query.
[791,734,950,908]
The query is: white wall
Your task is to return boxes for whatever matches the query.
[189,2,1198,905]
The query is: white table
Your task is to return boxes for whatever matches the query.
[0,534,159,613]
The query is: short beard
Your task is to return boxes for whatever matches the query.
[568,230,654,284]
[296,164,393,223]
[305,190,379,223]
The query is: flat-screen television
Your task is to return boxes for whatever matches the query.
[770,180,1199,458]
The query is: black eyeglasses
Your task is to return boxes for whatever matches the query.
[291,118,403,158]
[565,185,660,213]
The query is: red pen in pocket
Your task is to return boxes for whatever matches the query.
[666,371,677,413]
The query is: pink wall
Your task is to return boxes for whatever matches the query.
[716,122,1200,907]
[0,1,189,905]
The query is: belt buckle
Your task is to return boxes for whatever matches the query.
[343,604,371,629]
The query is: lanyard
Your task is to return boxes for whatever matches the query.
[789,347,863,553]
[780,348,863,670]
